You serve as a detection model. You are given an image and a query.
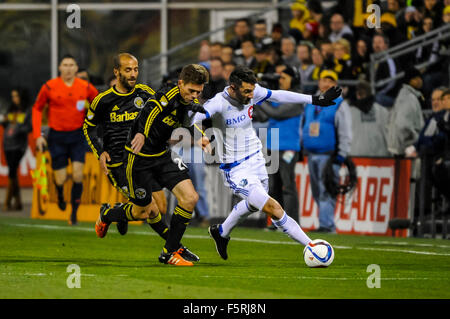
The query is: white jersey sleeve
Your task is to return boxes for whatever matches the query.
[190,94,224,126]
[253,83,312,105]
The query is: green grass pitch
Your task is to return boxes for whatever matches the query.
[1,216,449,299]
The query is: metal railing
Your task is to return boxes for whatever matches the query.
[370,23,450,94]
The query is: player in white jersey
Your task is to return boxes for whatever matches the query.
[191,66,341,259]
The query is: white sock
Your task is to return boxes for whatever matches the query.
[220,200,256,238]
[272,212,311,246]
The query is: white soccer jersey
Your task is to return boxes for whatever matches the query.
[192,84,312,164]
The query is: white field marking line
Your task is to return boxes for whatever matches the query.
[152,273,432,281]
[374,241,450,249]
[0,272,125,277]
[6,223,352,249]
[357,247,450,256]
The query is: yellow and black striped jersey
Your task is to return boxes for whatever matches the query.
[83,84,155,164]
[125,83,204,157]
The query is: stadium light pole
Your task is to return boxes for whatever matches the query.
[51,0,58,78]
[161,0,168,77]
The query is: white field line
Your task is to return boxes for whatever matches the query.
[5,223,352,249]
[374,241,450,249]
[6,223,450,256]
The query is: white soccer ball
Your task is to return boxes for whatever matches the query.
[303,239,335,268]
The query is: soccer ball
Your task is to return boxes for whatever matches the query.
[303,239,334,268]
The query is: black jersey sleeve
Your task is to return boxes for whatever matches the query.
[83,93,105,159]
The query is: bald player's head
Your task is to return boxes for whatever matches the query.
[113,53,139,92]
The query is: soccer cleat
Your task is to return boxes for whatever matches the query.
[114,203,128,235]
[177,245,200,262]
[57,199,67,211]
[95,203,111,238]
[158,250,193,266]
[208,224,230,260]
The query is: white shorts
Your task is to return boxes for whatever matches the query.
[220,151,269,201]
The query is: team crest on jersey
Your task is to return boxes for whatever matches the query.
[248,105,254,119]
[134,97,144,109]
[135,188,147,199]
[239,179,248,187]
[160,95,168,106]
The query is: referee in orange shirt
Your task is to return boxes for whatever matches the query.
[32,54,98,225]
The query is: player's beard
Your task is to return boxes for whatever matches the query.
[119,72,136,92]
[235,89,250,105]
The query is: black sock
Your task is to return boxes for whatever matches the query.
[147,213,169,241]
[164,205,192,253]
[71,182,82,215]
[102,203,132,224]
[56,184,64,202]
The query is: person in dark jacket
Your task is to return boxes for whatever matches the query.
[0,88,32,210]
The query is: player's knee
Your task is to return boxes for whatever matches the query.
[72,171,83,183]
[263,197,284,219]
[178,190,198,211]
[132,205,149,220]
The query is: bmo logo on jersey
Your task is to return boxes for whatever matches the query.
[226,114,247,126]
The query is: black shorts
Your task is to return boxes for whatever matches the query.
[48,128,87,170]
[124,150,190,206]
[107,163,162,203]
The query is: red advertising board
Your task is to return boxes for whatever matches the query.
[296,157,412,237]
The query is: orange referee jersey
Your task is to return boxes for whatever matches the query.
[32,77,98,139]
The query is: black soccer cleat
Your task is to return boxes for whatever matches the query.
[114,203,128,235]
[208,224,230,260]
[178,245,200,262]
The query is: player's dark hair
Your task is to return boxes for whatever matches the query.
[229,65,257,88]
[59,54,77,65]
[179,64,209,85]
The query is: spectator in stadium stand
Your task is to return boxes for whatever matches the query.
[302,20,320,43]
[252,19,273,47]
[289,1,313,36]
[336,0,377,38]
[270,23,284,51]
[220,44,234,65]
[302,47,323,94]
[253,44,275,76]
[349,80,390,157]
[307,0,324,24]
[397,6,423,40]
[387,66,425,157]
[375,12,407,47]
[328,13,354,43]
[258,65,303,226]
[444,5,450,23]
[210,42,223,60]
[197,40,211,70]
[222,61,236,82]
[301,69,352,233]
[234,36,257,69]
[431,87,446,112]
[318,39,335,70]
[372,34,400,107]
[415,87,449,158]
[76,68,90,82]
[414,16,443,100]
[228,18,253,51]
[351,37,371,80]
[331,38,353,81]
[281,36,301,69]
[420,0,444,27]
[32,54,98,225]
[201,57,227,101]
[0,88,31,211]
[296,42,315,90]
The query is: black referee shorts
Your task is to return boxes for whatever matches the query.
[124,150,190,207]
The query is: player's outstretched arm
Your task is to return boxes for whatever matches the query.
[268,86,342,107]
